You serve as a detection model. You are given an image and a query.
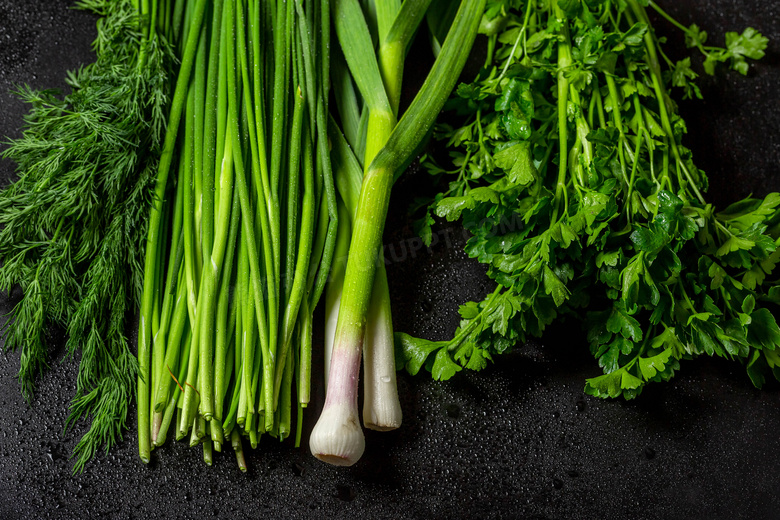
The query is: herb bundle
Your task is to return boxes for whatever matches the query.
[137,0,338,468]
[0,0,489,471]
[402,0,779,398]
[0,0,175,471]
[312,0,485,465]
[140,0,487,469]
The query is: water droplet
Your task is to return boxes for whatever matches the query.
[336,484,356,502]
[445,404,460,419]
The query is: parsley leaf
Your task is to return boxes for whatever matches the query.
[404,0,777,400]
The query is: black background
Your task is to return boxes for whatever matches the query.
[1,1,780,519]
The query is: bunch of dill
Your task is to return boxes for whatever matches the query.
[0,0,175,471]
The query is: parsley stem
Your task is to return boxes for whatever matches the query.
[498,0,532,82]
[625,126,644,221]
[646,1,688,35]
[594,85,607,129]
[629,0,706,204]
[485,34,496,68]
[587,86,598,129]
[552,2,572,224]
[446,285,504,353]
[646,0,711,61]
[604,75,631,189]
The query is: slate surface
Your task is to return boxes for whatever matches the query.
[0,1,779,519]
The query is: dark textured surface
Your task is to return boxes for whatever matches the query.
[1,1,779,519]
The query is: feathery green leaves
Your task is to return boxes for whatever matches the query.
[0,0,175,471]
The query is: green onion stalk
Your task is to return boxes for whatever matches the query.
[319,0,438,453]
[138,0,209,464]
[309,0,486,466]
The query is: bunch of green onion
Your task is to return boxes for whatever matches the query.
[311,0,485,465]
[136,0,484,469]
[137,0,337,469]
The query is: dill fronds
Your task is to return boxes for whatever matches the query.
[0,0,176,472]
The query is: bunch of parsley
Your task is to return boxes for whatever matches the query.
[398,0,780,398]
